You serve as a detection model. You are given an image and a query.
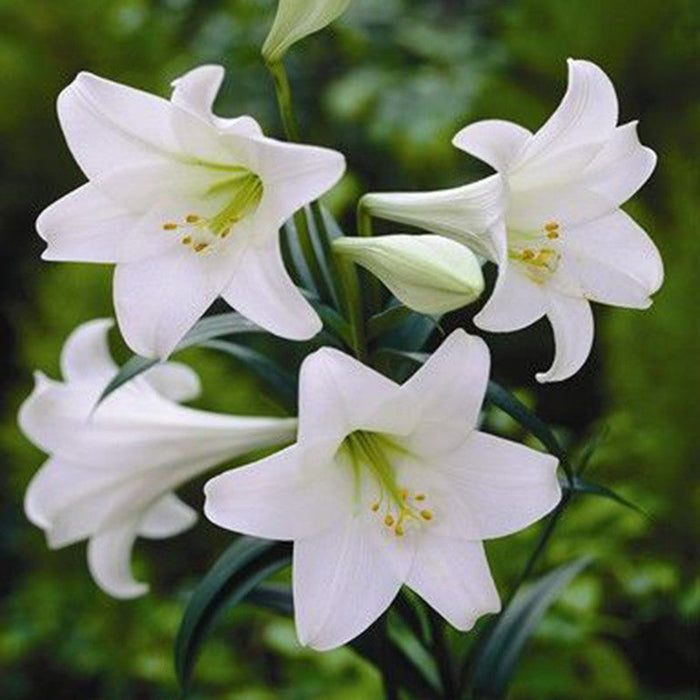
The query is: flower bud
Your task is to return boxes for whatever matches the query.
[262,0,351,63]
[333,235,484,315]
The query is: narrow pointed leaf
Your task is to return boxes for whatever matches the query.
[200,339,298,413]
[98,312,262,405]
[175,537,291,689]
[567,476,650,519]
[470,558,590,699]
[367,305,415,341]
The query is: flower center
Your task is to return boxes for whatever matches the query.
[339,431,433,537]
[507,221,562,284]
[161,169,263,255]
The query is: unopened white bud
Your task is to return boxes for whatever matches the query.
[333,235,484,315]
[262,0,351,63]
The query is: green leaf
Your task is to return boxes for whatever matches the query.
[97,312,261,405]
[367,304,415,341]
[470,558,590,699]
[175,537,291,690]
[485,380,572,482]
[245,582,442,700]
[201,339,298,413]
[567,476,650,519]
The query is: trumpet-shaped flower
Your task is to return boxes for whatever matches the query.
[19,319,297,598]
[262,0,351,63]
[37,65,345,358]
[364,60,663,382]
[333,234,485,314]
[205,330,561,650]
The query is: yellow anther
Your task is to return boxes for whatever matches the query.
[194,242,209,253]
[394,524,405,537]
[522,249,535,260]
[182,236,192,245]
[420,510,433,521]
[547,231,559,240]
[415,494,426,501]
[544,221,559,231]
[163,223,178,230]
[371,502,380,512]
[220,227,231,239]
[185,214,200,223]
[384,514,394,527]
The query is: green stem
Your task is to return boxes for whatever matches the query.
[266,59,299,142]
[356,197,383,314]
[335,253,367,361]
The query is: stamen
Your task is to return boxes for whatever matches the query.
[181,236,192,245]
[194,243,209,253]
[522,249,535,260]
[384,514,395,527]
[544,221,559,232]
[420,510,433,521]
[185,214,200,223]
[162,223,178,230]
[394,524,405,537]
[371,502,380,512]
[415,494,426,501]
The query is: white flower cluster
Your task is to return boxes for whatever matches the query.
[19,0,661,654]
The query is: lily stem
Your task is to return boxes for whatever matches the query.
[335,254,368,361]
[356,197,383,314]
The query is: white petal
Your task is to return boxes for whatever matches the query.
[59,318,117,384]
[293,517,407,650]
[439,431,561,539]
[581,122,657,206]
[144,362,202,403]
[204,444,348,541]
[87,519,148,598]
[511,59,618,185]
[474,264,547,332]
[113,245,233,359]
[171,64,263,137]
[221,236,321,341]
[37,183,171,264]
[406,536,500,630]
[537,294,594,383]
[58,71,182,178]
[139,493,197,538]
[452,119,532,172]
[297,347,417,445]
[403,330,489,454]
[245,137,345,227]
[562,210,663,308]
[363,175,507,263]
[507,182,616,232]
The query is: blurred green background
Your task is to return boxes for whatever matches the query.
[0,0,698,698]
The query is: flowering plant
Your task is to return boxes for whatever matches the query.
[19,3,662,698]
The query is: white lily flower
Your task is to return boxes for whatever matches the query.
[262,0,351,63]
[333,234,485,314]
[18,319,297,599]
[365,60,663,382]
[37,65,346,358]
[205,330,561,650]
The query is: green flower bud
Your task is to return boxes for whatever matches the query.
[333,234,485,315]
[262,0,351,63]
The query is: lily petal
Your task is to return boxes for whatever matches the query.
[87,518,148,599]
[537,294,595,383]
[581,122,657,206]
[248,138,346,227]
[57,72,182,178]
[362,175,507,262]
[406,536,500,630]
[60,318,117,384]
[561,209,664,307]
[113,245,234,359]
[171,64,263,137]
[221,236,321,342]
[511,59,619,185]
[474,264,547,332]
[404,330,489,453]
[144,362,202,403]
[204,444,349,541]
[293,517,407,650]
[139,493,198,538]
[439,431,561,539]
[297,347,417,445]
[452,119,532,172]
